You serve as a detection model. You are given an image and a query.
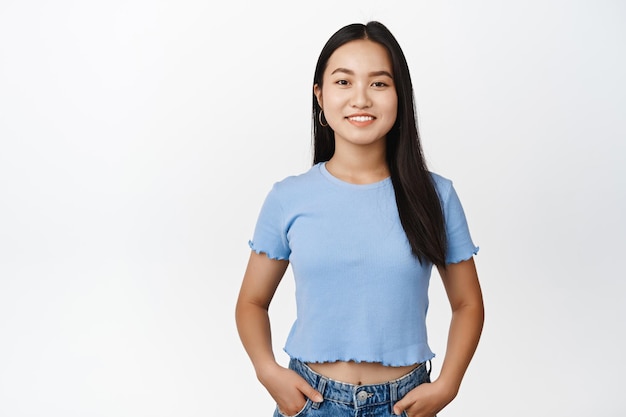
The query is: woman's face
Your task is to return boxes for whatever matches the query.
[315,39,398,150]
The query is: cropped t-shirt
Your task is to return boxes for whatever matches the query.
[249,162,478,366]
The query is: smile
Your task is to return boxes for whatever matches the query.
[347,116,375,122]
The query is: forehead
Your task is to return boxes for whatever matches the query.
[325,39,392,75]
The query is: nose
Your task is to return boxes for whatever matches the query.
[351,84,371,109]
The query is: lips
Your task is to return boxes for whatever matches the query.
[347,114,375,122]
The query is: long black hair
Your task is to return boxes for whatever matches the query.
[312,21,447,267]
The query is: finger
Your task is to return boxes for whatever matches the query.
[392,400,406,416]
[297,380,323,403]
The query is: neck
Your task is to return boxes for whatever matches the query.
[326,140,389,184]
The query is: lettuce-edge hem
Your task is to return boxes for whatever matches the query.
[446,245,479,265]
[248,240,289,261]
[284,349,435,368]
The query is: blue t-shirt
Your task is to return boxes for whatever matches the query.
[249,162,478,366]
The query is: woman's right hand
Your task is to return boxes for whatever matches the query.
[257,363,323,416]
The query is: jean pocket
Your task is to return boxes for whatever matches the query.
[275,399,312,417]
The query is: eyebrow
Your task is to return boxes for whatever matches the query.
[330,68,393,78]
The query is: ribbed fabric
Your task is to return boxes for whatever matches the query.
[249,163,478,366]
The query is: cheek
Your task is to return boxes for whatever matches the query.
[389,94,398,120]
[322,96,345,119]
[386,97,398,120]
[390,100,398,115]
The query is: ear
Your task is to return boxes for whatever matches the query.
[313,84,323,108]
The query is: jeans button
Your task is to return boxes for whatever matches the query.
[357,390,369,401]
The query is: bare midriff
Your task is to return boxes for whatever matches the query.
[306,361,420,385]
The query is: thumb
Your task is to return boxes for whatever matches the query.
[297,380,323,403]
[392,400,406,416]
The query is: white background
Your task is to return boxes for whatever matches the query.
[1,1,625,416]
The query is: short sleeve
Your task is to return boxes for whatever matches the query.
[248,184,291,260]
[441,182,479,264]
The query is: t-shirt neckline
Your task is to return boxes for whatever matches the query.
[318,162,391,189]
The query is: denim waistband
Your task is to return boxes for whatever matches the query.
[288,358,430,410]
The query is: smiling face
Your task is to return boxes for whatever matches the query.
[314,39,398,151]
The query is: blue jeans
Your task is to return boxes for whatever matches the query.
[274,358,431,417]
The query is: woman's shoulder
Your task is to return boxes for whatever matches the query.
[428,171,453,195]
[268,164,324,196]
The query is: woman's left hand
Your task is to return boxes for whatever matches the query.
[392,380,456,417]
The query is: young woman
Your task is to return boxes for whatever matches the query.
[236,21,484,417]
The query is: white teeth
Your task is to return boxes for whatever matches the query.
[349,116,374,122]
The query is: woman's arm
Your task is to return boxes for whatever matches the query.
[393,257,484,416]
[235,251,323,414]
[434,257,485,395]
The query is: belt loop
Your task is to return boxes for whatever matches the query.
[427,360,432,378]
[312,376,327,410]
[389,381,399,414]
